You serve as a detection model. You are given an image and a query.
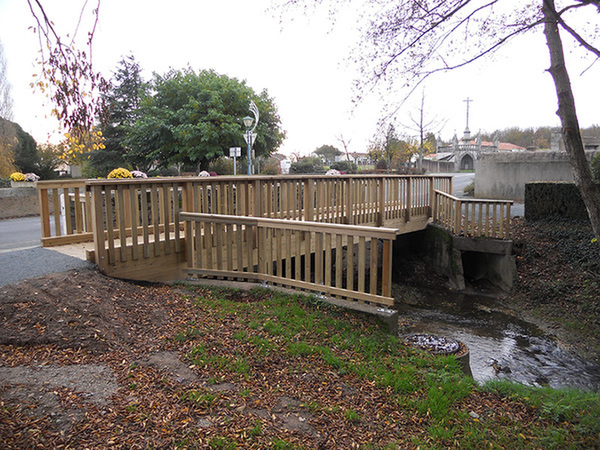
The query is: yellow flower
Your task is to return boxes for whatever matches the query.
[107,168,133,179]
[10,172,26,182]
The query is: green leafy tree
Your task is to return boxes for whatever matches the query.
[36,143,62,180]
[0,120,17,178]
[369,123,416,171]
[0,118,39,173]
[88,55,145,176]
[126,68,285,171]
[314,144,342,165]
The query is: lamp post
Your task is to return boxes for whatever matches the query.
[243,116,253,175]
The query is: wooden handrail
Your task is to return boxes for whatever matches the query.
[37,179,91,246]
[433,190,512,239]
[182,212,396,307]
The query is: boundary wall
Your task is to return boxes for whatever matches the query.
[475,150,599,201]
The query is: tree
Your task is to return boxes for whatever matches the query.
[36,142,62,179]
[404,91,445,170]
[314,144,342,165]
[369,122,416,171]
[126,68,286,171]
[0,118,39,173]
[0,40,17,177]
[26,0,109,141]
[280,0,600,243]
[337,134,352,162]
[0,40,13,121]
[87,55,145,176]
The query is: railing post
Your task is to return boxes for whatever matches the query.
[181,181,194,261]
[304,177,314,221]
[382,238,392,298]
[90,184,107,269]
[38,187,51,240]
[345,178,354,225]
[454,199,462,235]
[429,177,435,218]
[405,178,412,223]
[377,177,385,227]
[253,179,262,218]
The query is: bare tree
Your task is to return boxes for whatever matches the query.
[337,134,352,161]
[0,40,13,121]
[404,91,446,171]
[280,0,600,243]
[26,0,109,141]
[0,40,17,177]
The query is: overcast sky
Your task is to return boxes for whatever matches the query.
[0,0,599,157]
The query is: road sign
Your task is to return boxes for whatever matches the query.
[243,133,257,148]
[229,147,241,157]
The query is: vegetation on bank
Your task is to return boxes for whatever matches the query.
[124,285,600,447]
[2,271,599,447]
[511,217,600,359]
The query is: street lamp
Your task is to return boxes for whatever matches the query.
[243,116,253,175]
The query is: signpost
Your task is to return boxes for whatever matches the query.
[229,147,241,175]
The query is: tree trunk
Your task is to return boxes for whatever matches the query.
[543,0,600,243]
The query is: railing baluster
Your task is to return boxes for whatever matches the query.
[370,237,378,295]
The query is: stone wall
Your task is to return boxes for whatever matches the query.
[475,150,599,201]
[0,187,40,219]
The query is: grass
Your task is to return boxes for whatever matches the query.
[170,284,600,448]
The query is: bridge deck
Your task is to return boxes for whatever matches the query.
[36,175,511,307]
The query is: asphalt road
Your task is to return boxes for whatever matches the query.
[0,216,93,288]
[445,172,525,217]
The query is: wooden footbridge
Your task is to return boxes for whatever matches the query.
[37,175,512,307]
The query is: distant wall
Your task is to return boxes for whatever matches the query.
[423,159,455,173]
[475,150,599,201]
[0,187,40,219]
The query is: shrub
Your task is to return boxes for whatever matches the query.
[376,159,388,170]
[208,157,234,175]
[261,158,282,175]
[330,160,357,173]
[290,157,325,174]
[158,167,180,177]
[463,181,474,197]
[107,168,133,179]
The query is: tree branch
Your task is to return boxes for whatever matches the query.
[551,2,600,58]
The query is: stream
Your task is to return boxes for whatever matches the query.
[395,287,600,392]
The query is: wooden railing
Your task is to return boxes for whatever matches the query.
[433,190,512,239]
[182,212,397,307]
[38,175,454,293]
[45,174,451,248]
[37,180,92,246]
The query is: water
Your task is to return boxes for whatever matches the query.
[395,287,600,391]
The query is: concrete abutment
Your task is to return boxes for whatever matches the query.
[393,224,516,293]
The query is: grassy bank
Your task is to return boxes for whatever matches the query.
[128,284,600,448]
[2,261,599,447]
